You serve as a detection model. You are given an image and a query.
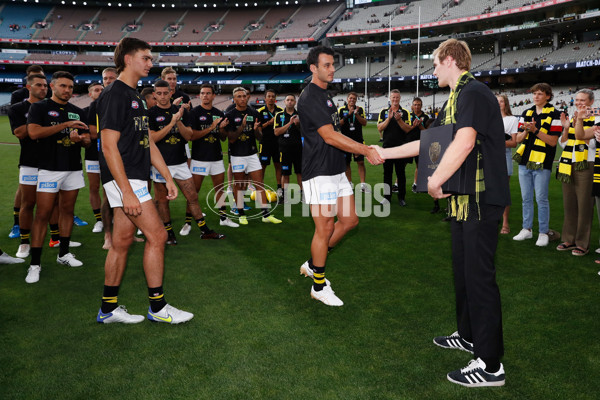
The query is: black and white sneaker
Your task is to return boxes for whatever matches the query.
[447,358,505,387]
[433,331,474,354]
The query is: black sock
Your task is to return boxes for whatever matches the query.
[219,206,227,221]
[148,286,167,312]
[31,247,42,265]
[277,184,282,190]
[13,207,20,226]
[93,208,102,222]
[164,221,173,232]
[101,285,119,313]
[59,236,70,257]
[312,265,326,291]
[20,228,31,245]
[185,213,193,225]
[238,207,245,216]
[328,246,334,253]
[482,358,501,373]
[262,208,270,217]
[196,218,210,234]
[50,224,60,241]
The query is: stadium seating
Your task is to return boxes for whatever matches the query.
[542,40,600,65]
[234,54,273,64]
[0,53,27,61]
[33,6,101,41]
[84,8,143,42]
[24,53,75,62]
[273,3,340,40]
[167,9,225,42]
[137,10,186,42]
[268,50,309,63]
[245,6,297,41]
[206,8,267,42]
[0,4,52,39]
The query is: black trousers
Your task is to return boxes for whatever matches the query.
[451,203,504,360]
[383,158,408,201]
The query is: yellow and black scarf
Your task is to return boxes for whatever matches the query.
[556,116,595,183]
[439,71,484,222]
[513,104,556,170]
[594,147,600,197]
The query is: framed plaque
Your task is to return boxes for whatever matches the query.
[416,123,476,195]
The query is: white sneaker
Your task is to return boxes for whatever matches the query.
[137,229,143,236]
[360,183,371,193]
[147,304,194,324]
[536,233,549,247]
[0,252,25,264]
[16,244,30,258]
[595,247,600,254]
[69,241,82,248]
[179,223,192,236]
[57,253,83,267]
[311,285,343,306]
[220,218,239,228]
[97,305,144,324]
[92,221,104,233]
[299,260,331,286]
[25,265,41,283]
[513,229,533,241]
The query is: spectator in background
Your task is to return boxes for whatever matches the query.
[556,89,599,256]
[497,94,519,234]
[512,83,562,247]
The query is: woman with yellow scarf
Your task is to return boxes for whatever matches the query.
[555,89,597,256]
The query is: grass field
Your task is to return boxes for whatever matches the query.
[0,115,599,399]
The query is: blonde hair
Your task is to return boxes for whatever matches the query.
[161,66,176,79]
[433,39,472,71]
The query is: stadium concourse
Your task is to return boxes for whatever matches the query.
[1,0,600,398]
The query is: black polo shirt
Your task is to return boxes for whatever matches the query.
[27,98,87,171]
[148,104,192,166]
[378,107,411,148]
[297,83,345,181]
[96,79,151,184]
[8,99,39,168]
[190,105,225,162]
[224,106,260,157]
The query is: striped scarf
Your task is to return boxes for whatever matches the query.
[556,116,595,183]
[513,104,556,170]
[594,146,600,197]
[440,71,484,222]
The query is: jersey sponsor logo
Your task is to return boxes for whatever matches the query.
[87,164,100,172]
[246,116,254,122]
[68,112,80,120]
[199,116,207,121]
[134,186,149,199]
[57,136,75,147]
[232,164,244,171]
[235,117,242,123]
[320,191,337,201]
[48,111,59,117]
[192,166,207,173]
[156,116,166,122]
[212,115,220,121]
[327,100,333,107]
[21,174,38,182]
[131,101,139,109]
[39,182,58,189]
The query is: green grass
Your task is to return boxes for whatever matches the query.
[0,115,599,399]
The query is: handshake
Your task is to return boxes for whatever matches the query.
[365,145,386,165]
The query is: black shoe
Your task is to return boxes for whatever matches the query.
[411,183,417,193]
[399,199,407,207]
[433,331,474,353]
[166,230,177,245]
[447,358,505,387]
[430,205,440,214]
[379,138,383,142]
[442,216,452,222]
[201,230,226,240]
